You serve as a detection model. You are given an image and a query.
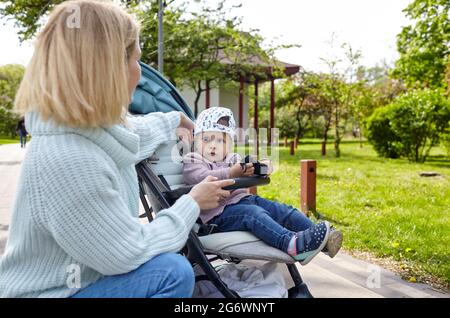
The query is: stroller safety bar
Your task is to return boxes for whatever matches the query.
[162,176,271,204]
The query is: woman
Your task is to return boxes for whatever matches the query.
[0,0,233,298]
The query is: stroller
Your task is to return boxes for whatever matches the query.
[130,62,313,298]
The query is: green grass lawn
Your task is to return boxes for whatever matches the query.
[250,139,449,289]
[0,136,20,144]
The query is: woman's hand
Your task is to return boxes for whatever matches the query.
[188,176,235,210]
[230,163,254,178]
[175,113,195,145]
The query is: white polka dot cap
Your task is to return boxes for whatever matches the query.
[194,107,236,138]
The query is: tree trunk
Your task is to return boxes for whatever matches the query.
[322,122,330,156]
[334,101,341,158]
[415,143,420,162]
[193,80,203,118]
[334,132,341,158]
[322,137,327,156]
[359,125,363,148]
[295,108,303,143]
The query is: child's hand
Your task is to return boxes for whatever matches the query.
[242,163,255,176]
[230,163,254,178]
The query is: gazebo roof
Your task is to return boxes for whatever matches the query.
[217,50,301,83]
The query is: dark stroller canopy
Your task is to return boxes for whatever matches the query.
[129,61,195,120]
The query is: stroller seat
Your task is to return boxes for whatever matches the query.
[147,139,296,263]
[196,230,296,263]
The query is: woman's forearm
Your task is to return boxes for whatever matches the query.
[127,111,181,162]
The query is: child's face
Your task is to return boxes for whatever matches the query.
[194,131,231,162]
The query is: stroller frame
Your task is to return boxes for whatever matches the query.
[135,159,314,298]
[129,60,313,298]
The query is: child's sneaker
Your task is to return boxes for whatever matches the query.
[322,227,343,258]
[288,221,330,265]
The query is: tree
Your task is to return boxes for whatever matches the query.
[0,0,143,41]
[348,79,373,147]
[441,120,450,157]
[1,0,284,119]
[137,0,283,117]
[276,73,317,142]
[270,105,297,140]
[134,0,188,86]
[318,36,363,158]
[446,59,450,93]
[339,44,363,151]
[392,0,450,89]
[0,64,25,136]
[366,89,450,162]
[319,55,347,157]
[275,71,339,155]
[350,62,406,148]
[364,62,406,108]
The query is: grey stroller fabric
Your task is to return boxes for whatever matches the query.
[193,262,288,298]
[197,231,295,264]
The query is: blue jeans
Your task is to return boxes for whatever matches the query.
[19,132,27,147]
[71,253,195,298]
[210,195,314,252]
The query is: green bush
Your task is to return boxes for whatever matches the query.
[365,106,402,158]
[366,89,450,162]
[0,64,25,136]
[275,106,298,139]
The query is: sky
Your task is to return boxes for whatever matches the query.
[0,0,413,72]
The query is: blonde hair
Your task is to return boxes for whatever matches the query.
[14,0,140,128]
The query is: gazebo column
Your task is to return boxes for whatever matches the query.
[237,77,244,142]
[239,77,244,128]
[205,80,210,109]
[249,79,259,196]
[269,77,275,144]
[254,79,259,154]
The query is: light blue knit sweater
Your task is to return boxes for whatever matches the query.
[0,111,200,298]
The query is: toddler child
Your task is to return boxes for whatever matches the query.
[182,107,342,265]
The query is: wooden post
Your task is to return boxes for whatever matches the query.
[284,136,288,147]
[290,141,295,155]
[300,160,316,216]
